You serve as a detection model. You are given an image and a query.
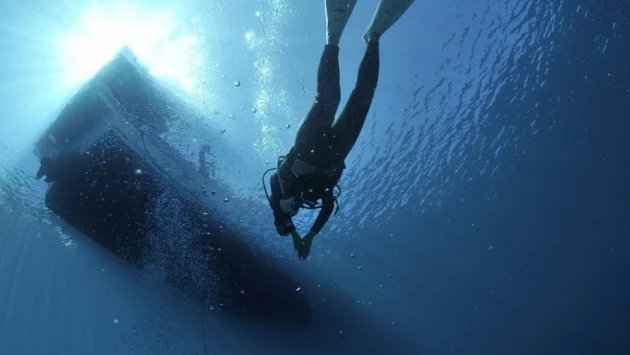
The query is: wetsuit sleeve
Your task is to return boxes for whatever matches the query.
[311,190,334,234]
[270,172,296,236]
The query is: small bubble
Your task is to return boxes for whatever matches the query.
[135,169,143,175]
[310,149,315,153]
[286,124,291,129]
[224,198,229,202]
[379,284,384,288]
[240,290,245,294]
[296,287,301,292]
[350,253,355,258]
[234,81,241,87]
[113,319,119,324]
[252,108,257,113]
[358,266,363,271]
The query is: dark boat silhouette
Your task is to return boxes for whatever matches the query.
[33,47,313,325]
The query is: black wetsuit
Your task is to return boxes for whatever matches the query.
[270,36,380,236]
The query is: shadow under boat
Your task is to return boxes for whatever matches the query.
[34,46,313,325]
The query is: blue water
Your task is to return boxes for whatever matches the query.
[1,0,629,354]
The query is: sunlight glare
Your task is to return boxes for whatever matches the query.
[56,2,204,91]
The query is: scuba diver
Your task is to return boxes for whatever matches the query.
[265,0,415,260]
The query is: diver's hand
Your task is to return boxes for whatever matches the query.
[290,231,302,253]
[280,197,299,216]
[294,231,316,261]
[296,238,313,261]
[290,231,309,260]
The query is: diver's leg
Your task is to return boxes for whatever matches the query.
[331,36,380,159]
[326,0,358,45]
[294,0,356,149]
[294,44,341,147]
[363,0,416,42]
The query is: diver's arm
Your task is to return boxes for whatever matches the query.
[309,190,335,235]
[270,172,296,235]
[277,157,294,199]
